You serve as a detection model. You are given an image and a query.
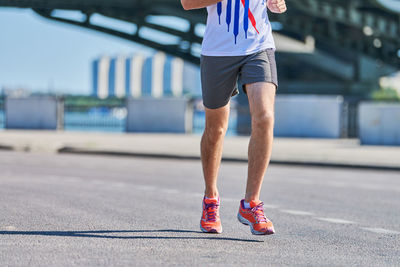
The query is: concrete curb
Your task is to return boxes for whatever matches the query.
[58,147,400,172]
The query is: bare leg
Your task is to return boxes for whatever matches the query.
[244,82,276,202]
[201,103,230,198]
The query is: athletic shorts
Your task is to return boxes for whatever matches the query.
[200,48,278,109]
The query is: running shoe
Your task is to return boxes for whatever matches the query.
[200,196,222,234]
[237,199,275,235]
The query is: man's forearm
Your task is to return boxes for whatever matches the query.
[181,0,222,10]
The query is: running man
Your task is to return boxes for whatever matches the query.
[181,0,287,235]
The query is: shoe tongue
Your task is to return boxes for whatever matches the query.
[249,200,262,208]
[204,198,219,204]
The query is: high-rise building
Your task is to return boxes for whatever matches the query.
[92,52,201,99]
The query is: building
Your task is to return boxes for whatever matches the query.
[92,52,201,99]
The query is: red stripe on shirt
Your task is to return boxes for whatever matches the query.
[240,0,259,34]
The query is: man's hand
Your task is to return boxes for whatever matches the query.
[267,0,287,13]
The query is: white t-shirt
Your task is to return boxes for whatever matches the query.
[201,0,275,56]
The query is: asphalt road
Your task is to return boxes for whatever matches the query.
[0,151,399,266]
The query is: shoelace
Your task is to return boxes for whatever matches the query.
[251,202,267,223]
[204,203,219,222]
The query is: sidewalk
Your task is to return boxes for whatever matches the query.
[0,130,399,170]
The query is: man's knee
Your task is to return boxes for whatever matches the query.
[251,111,274,130]
[203,125,227,143]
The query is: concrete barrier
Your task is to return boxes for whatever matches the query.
[359,102,400,145]
[126,97,193,133]
[274,95,343,138]
[5,96,63,130]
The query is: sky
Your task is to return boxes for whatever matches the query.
[376,0,400,12]
[0,8,153,95]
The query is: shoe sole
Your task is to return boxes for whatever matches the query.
[200,222,222,234]
[237,212,275,235]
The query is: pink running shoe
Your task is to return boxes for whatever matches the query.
[237,199,275,235]
[200,197,222,234]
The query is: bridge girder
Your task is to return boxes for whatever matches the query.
[1,0,399,69]
[270,0,400,68]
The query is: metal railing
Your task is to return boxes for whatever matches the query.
[63,97,237,135]
[63,97,127,132]
[0,95,364,137]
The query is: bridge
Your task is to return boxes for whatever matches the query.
[1,0,399,96]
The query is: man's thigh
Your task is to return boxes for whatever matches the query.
[245,82,276,117]
[204,102,231,130]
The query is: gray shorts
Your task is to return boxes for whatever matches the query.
[200,48,278,109]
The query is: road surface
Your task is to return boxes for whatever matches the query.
[0,151,399,266]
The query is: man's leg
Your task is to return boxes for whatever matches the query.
[201,102,230,198]
[245,82,276,202]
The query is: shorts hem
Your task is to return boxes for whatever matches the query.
[241,79,278,94]
[203,98,231,110]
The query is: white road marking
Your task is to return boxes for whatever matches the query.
[285,178,400,193]
[263,204,279,209]
[280,209,314,216]
[361,227,400,235]
[316,217,356,224]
